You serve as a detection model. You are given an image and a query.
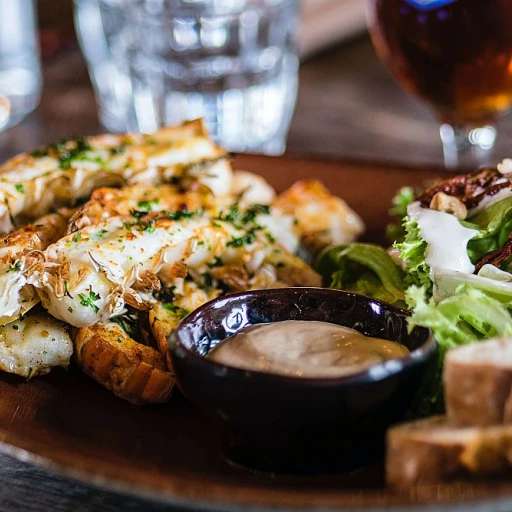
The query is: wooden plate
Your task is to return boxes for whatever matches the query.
[1,155,511,511]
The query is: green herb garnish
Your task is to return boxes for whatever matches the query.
[78,288,101,314]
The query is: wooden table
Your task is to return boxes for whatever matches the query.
[0,35,506,511]
[3,35,512,167]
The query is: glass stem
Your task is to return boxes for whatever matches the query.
[439,123,497,171]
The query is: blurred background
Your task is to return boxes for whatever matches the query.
[2,0,512,168]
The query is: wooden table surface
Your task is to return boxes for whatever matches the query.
[0,35,508,512]
[2,35,512,166]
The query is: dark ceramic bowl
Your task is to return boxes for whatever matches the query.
[168,288,436,474]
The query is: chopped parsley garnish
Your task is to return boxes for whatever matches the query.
[56,136,94,170]
[155,286,177,304]
[110,142,127,155]
[216,203,271,229]
[201,272,213,288]
[29,136,107,170]
[207,256,223,268]
[111,308,139,338]
[155,286,189,318]
[129,209,146,220]
[78,288,101,314]
[95,228,109,239]
[242,204,271,223]
[68,306,73,313]
[144,222,155,234]
[14,183,24,194]
[226,229,259,248]
[162,303,190,318]
[73,232,82,242]
[12,324,18,331]
[137,198,160,211]
[7,261,21,272]
[165,209,199,221]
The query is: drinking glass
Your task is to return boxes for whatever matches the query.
[0,0,42,131]
[365,0,512,169]
[74,0,300,155]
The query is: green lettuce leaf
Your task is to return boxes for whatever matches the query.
[405,284,512,413]
[394,216,432,293]
[407,284,512,354]
[465,196,512,263]
[386,186,417,243]
[316,243,406,306]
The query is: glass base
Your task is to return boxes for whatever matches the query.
[439,123,497,171]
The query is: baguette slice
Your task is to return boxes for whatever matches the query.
[387,416,512,488]
[444,337,512,426]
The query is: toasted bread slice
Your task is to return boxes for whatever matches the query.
[444,337,512,426]
[73,322,174,406]
[387,415,512,488]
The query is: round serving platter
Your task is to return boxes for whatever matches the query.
[1,155,511,511]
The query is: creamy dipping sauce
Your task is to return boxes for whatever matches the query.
[206,320,410,378]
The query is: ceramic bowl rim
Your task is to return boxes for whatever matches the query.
[169,287,437,388]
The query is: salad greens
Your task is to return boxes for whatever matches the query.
[316,244,406,307]
[464,196,512,262]
[315,179,512,413]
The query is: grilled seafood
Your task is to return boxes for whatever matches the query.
[0,212,68,324]
[0,121,365,406]
[0,310,72,378]
[0,119,230,232]
[34,204,317,327]
[273,180,365,255]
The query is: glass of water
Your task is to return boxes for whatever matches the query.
[74,0,300,155]
[0,0,42,131]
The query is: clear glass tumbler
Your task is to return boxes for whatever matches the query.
[0,0,42,131]
[74,0,300,155]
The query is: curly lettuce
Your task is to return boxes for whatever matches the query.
[386,186,417,243]
[407,284,512,352]
[394,216,431,293]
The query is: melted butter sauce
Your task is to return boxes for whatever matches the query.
[206,320,410,378]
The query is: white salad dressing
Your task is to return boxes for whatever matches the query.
[407,202,479,280]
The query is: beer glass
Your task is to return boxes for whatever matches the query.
[365,0,512,169]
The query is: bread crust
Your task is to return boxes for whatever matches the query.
[444,338,512,426]
[387,416,512,488]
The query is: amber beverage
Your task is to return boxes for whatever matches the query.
[366,0,512,126]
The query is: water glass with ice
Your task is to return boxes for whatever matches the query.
[74,0,300,155]
[0,0,42,131]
